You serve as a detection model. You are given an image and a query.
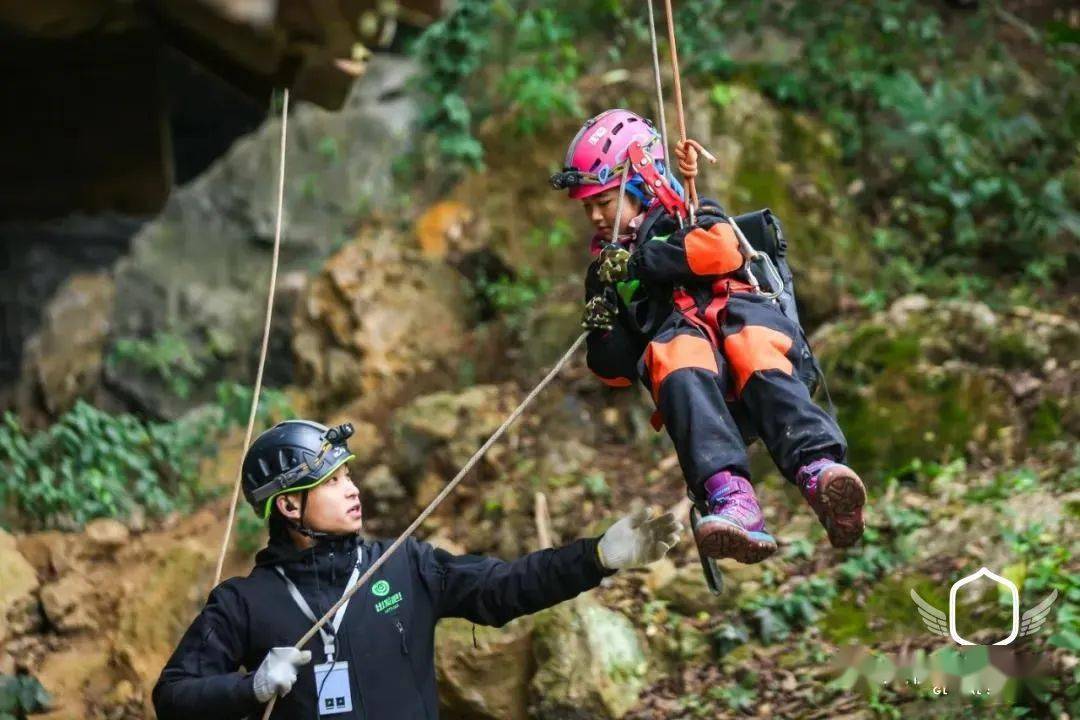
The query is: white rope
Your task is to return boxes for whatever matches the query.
[260,331,587,718]
[213,88,290,587]
[646,0,671,179]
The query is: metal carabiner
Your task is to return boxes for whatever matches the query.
[726,217,784,300]
[747,251,785,300]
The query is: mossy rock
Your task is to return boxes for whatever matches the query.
[821,574,944,644]
[529,596,648,720]
[813,296,1079,477]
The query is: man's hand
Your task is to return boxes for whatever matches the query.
[252,647,312,703]
[598,244,632,283]
[582,295,618,332]
[597,507,683,570]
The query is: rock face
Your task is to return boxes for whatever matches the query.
[291,230,472,412]
[814,295,1080,475]
[436,617,534,720]
[13,272,115,424]
[696,84,872,327]
[390,385,515,477]
[0,529,39,648]
[107,55,420,418]
[529,596,648,720]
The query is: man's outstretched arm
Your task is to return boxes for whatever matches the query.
[417,509,681,627]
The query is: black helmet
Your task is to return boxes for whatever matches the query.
[242,419,356,519]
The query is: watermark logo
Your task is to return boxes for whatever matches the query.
[910,566,1058,646]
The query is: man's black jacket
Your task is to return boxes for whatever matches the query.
[153,529,611,720]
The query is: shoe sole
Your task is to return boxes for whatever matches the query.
[818,465,867,548]
[694,519,777,564]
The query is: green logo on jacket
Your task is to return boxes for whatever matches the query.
[372,580,391,597]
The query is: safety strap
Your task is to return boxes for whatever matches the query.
[276,551,363,662]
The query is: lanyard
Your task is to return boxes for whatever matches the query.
[276,548,362,662]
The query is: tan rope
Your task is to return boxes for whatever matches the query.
[661,0,694,212]
[260,331,588,719]
[673,138,716,185]
[212,88,290,587]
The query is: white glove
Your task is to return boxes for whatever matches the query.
[597,507,683,570]
[252,647,312,703]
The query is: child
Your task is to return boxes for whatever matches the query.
[551,109,866,564]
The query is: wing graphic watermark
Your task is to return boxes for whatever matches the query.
[910,589,949,637]
[1019,589,1058,637]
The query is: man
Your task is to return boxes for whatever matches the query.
[153,419,681,719]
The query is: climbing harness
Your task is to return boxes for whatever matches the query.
[259,332,588,718]
[213,88,291,587]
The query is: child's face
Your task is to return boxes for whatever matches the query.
[580,188,642,237]
[277,465,363,535]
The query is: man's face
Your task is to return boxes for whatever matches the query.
[278,465,363,535]
[581,187,642,236]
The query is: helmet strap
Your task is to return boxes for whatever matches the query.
[287,489,329,540]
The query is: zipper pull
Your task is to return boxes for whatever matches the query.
[395,620,409,655]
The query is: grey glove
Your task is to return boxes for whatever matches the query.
[597,507,683,570]
[252,647,312,703]
[582,295,618,332]
[597,244,632,284]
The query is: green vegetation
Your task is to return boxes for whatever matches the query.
[414,0,1078,304]
[0,674,50,720]
[109,331,206,399]
[0,383,293,530]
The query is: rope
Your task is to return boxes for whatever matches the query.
[645,0,670,176]
[212,88,290,587]
[661,0,694,213]
[260,331,588,719]
[672,138,716,186]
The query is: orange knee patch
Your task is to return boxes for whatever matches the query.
[723,326,793,396]
[684,222,744,277]
[644,334,719,402]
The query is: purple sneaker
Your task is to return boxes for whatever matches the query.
[693,471,777,564]
[797,459,866,548]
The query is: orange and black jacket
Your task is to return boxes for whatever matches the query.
[584,200,742,387]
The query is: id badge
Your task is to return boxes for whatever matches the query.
[313,661,353,716]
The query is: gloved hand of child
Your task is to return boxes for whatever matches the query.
[597,507,683,570]
[581,295,618,332]
[598,244,632,283]
[252,647,312,702]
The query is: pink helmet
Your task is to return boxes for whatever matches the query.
[551,109,665,200]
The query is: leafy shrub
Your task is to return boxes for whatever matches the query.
[109,331,206,399]
[0,673,50,720]
[0,383,294,530]
[412,0,494,170]
[690,0,1080,296]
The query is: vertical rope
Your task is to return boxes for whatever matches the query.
[661,0,697,214]
[646,0,670,178]
[212,88,290,587]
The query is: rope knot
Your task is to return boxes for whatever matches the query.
[673,138,716,182]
